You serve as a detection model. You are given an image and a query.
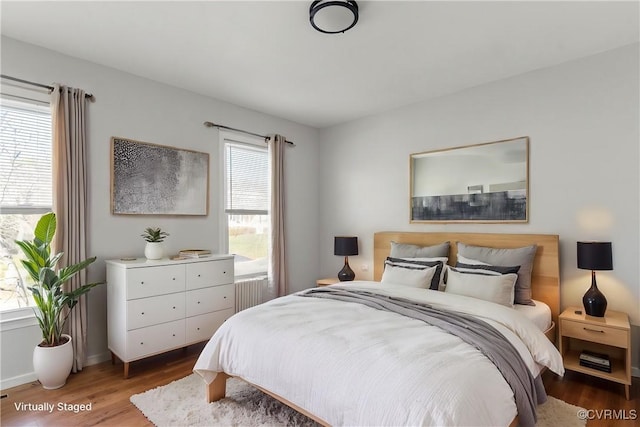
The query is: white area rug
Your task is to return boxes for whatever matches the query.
[130,374,587,427]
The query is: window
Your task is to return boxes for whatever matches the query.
[0,95,52,312]
[221,132,269,278]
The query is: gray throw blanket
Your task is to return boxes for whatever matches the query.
[300,287,547,427]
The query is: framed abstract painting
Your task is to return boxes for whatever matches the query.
[410,136,529,223]
[111,137,209,215]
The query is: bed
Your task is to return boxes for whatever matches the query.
[194,232,564,426]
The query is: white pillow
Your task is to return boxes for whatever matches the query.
[444,267,517,307]
[457,242,537,306]
[411,256,448,263]
[386,257,447,266]
[415,257,448,289]
[395,257,448,289]
[385,257,444,290]
[381,264,438,289]
[457,254,489,265]
[412,256,449,265]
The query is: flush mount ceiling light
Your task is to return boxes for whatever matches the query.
[309,1,359,34]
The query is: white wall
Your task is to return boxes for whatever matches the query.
[319,44,640,373]
[0,315,41,389]
[0,37,320,388]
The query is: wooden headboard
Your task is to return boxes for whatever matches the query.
[373,232,560,335]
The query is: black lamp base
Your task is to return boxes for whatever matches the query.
[338,257,355,281]
[583,271,607,317]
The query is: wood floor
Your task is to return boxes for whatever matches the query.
[1,342,638,426]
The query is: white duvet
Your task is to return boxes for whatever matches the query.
[194,281,564,426]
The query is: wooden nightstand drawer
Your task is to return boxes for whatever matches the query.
[559,306,631,400]
[561,319,627,348]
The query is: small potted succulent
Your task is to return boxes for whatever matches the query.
[141,227,169,260]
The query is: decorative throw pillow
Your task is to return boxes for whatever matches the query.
[411,257,449,289]
[444,267,517,307]
[456,242,537,306]
[381,263,438,289]
[390,241,450,258]
[385,257,444,290]
[454,262,521,276]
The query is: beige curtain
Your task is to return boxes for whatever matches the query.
[51,84,89,372]
[267,135,287,298]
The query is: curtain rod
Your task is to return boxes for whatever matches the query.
[203,121,295,146]
[1,74,94,99]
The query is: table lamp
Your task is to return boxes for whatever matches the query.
[577,241,612,317]
[334,236,358,281]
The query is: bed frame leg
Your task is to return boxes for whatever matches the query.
[207,373,229,403]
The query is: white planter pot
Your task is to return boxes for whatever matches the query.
[33,334,74,390]
[145,242,164,260]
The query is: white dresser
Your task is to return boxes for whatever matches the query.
[106,255,234,377]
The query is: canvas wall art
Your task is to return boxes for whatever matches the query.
[111,137,209,215]
[410,136,529,223]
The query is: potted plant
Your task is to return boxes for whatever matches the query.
[141,227,169,260]
[15,212,100,389]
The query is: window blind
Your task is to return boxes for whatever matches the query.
[0,100,52,212]
[225,143,268,214]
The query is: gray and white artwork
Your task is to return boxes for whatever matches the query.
[410,137,529,222]
[111,138,209,215]
[411,190,527,221]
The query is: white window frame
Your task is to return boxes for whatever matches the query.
[0,83,52,322]
[218,130,270,280]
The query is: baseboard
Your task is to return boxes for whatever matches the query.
[1,353,111,391]
[86,351,111,367]
[0,372,37,391]
[633,366,640,378]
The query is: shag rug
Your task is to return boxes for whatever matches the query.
[130,374,587,427]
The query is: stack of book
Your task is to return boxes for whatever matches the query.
[178,249,212,259]
[579,350,611,373]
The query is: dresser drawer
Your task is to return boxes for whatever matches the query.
[561,319,628,348]
[186,259,233,290]
[185,308,234,344]
[185,284,234,317]
[127,293,185,330]
[126,319,185,360]
[126,265,185,299]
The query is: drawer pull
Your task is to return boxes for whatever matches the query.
[141,281,144,284]
[584,327,605,333]
[140,342,144,345]
[172,334,176,337]
[197,274,201,277]
[197,327,200,331]
[197,301,201,304]
[172,306,176,309]
[172,277,176,281]
[223,296,227,299]
[141,312,145,315]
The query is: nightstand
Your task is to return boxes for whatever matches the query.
[559,306,631,400]
[316,278,339,287]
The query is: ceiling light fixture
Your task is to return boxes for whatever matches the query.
[309,1,359,34]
